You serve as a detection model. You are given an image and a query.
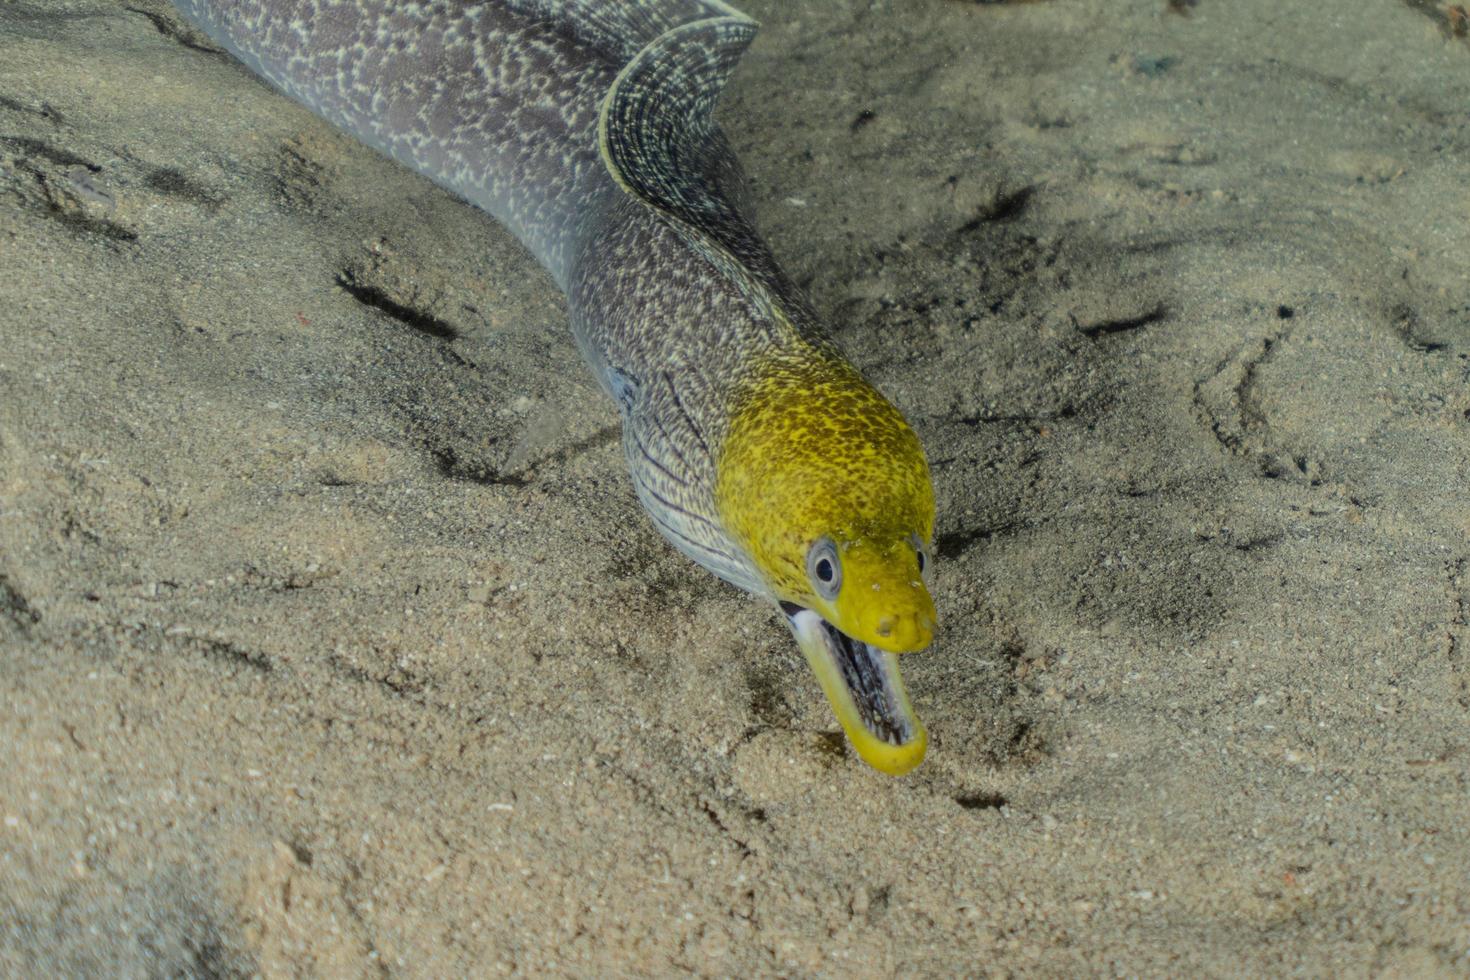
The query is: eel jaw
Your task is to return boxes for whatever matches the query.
[781,603,928,776]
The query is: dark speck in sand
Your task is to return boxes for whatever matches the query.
[1132,54,1178,78]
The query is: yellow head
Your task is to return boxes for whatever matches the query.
[716,344,937,774]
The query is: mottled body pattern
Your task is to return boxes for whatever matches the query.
[175,0,940,773]
[176,0,789,588]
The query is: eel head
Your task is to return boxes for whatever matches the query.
[717,346,937,775]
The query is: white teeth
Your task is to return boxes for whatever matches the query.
[787,608,912,746]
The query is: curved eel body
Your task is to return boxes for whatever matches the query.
[174,0,940,774]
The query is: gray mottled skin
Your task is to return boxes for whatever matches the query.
[172,0,826,593]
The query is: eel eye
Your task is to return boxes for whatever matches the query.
[806,536,842,601]
[909,533,929,576]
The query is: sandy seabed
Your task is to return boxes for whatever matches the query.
[3,0,1470,975]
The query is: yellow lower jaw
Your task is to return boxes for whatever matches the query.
[787,609,928,776]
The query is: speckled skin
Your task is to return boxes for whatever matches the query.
[174,0,793,588]
[176,0,933,636]
[175,0,940,773]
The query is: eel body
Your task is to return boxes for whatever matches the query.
[173,0,940,775]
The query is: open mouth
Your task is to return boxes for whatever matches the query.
[781,602,928,775]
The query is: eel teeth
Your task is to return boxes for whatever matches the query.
[782,603,928,775]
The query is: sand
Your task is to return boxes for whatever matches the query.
[2,0,1469,974]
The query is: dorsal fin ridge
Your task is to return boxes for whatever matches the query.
[503,0,751,68]
[599,9,803,312]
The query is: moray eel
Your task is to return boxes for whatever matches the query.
[173,0,939,775]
